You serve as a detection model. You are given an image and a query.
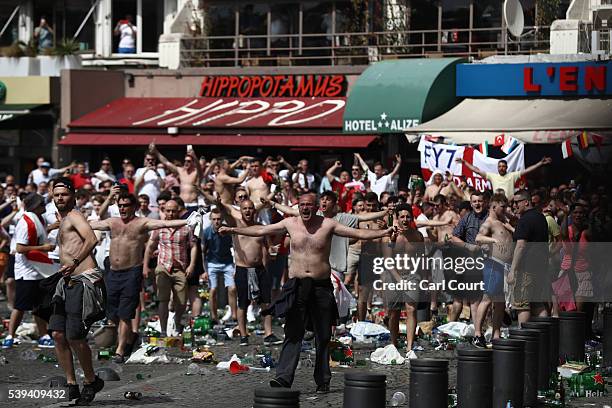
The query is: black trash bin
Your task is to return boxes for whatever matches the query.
[521,321,552,391]
[409,359,448,408]
[457,348,492,408]
[604,308,612,368]
[493,339,525,408]
[558,311,586,363]
[509,328,541,407]
[529,316,560,371]
[254,388,300,408]
[343,372,386,408]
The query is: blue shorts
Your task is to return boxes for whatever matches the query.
[118,47,135,54]
[483,258,505,296]
[207,262,235,288]
[105,265,143,321]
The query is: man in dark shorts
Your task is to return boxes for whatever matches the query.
[217,199,281,347]
[49,178,105,403]
[91,189,191,362]
[3,193,55,349]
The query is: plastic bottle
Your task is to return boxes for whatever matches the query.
[390,391,406,406]
[0,355,8,365]
[75,368,85,379]
[186,363,200,375]
[182,326,193,348]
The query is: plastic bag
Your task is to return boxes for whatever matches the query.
[370,344,405,365]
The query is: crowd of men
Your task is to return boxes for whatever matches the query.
[0,145,610,401]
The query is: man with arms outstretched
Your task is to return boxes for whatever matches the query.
[91,189,192,362]
[150,142,201,207]
[219,193,394,393]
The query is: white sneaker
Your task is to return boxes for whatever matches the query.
[406,350,418,360]
[221,305,232,322]
[246,305,256,322]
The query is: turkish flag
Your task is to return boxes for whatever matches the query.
[494,134,505,147]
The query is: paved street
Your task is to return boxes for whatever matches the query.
[1,330,610,408]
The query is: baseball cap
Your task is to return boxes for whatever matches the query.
[41,162,51,168]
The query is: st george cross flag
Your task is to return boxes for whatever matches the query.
[22,212,57,278]
[561,139,573,159]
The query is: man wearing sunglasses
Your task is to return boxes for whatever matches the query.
[507,189,549,324]
[90,191,193,363]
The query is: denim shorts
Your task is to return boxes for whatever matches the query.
[483,258,506,296]
[207,262,235,289]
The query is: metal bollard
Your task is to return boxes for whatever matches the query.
[509,328,541,407]
[409,359,448,408]
[343,372,386,408]
[457,348,492,408]
[493,339,525,408]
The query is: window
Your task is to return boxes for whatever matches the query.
[65,0,96,52]
[112,0,163,54]
[474,0,502,50]
[239,3,268,51]
[0,2,19,47]
[270,3,298,50]
[302,1,333,64]
[409,0,439,50]
[142,0,163,52]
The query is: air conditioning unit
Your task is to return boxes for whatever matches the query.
[550,19,592,54]
[592,8,612,53]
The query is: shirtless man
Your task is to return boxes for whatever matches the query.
[246,158,272,223]
[217,199,281,347]
[214,158,250,204]
[48,178,104,404]
[424,172,444,203]
[430,194,461,318]
[383,204,425,357]
[474,194,514,347]
[219,193,393,392]
[91,189,191,362]
[150,142,200,207]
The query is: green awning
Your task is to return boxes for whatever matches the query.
[0,104,44,122]
[343,58,465,134]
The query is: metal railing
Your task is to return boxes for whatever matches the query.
[180,26,551,67]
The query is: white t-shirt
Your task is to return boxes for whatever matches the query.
[135,167,166,205]
[118,23,137,49]
[14,216,43,280]
[28,168,63,185]
[416,213,429,239]
[43,202,59,260]
[278,170,315,190]
[368,171,392,198]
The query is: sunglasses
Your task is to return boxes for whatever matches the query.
[102,162,111,166]
[236,195,247,199]
[117,203,132,208]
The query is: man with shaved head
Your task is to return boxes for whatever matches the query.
[220,193,394,393]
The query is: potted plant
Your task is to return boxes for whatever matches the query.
[39,39,82,76]
[0,41,40,76]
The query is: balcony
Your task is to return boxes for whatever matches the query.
[177,26,551,68]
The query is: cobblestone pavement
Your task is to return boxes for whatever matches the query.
[1,332,610,408]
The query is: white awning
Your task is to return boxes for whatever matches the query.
[405,98,612,144]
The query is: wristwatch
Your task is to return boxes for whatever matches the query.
[72,258,80,267]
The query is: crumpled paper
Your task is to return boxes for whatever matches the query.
[436,322,475,338]
[370,344,405,365]
[350,321,390,342]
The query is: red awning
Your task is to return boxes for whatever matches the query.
[69,97,345,130]
[58,133,377,148]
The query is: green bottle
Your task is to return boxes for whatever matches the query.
[182,327,193,348]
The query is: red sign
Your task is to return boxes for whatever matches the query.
[199,75,346,98]
[523,65,607,93]
[69,97,346,129]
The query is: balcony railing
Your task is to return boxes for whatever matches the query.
[179,26,550,67]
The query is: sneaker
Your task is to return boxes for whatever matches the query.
[239,336,249,346]
[112,354,125,364]
[76,375,104,405]
[2,337,13,348]
[67,384,81,401]
[246,305,256,323]
[38,334,55,348]
[269,378,290,388]
[472,335,487,349]
[221,305,232,322]
[406,350,418,360]
[263,334,283,346]
[316,383,330,394]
